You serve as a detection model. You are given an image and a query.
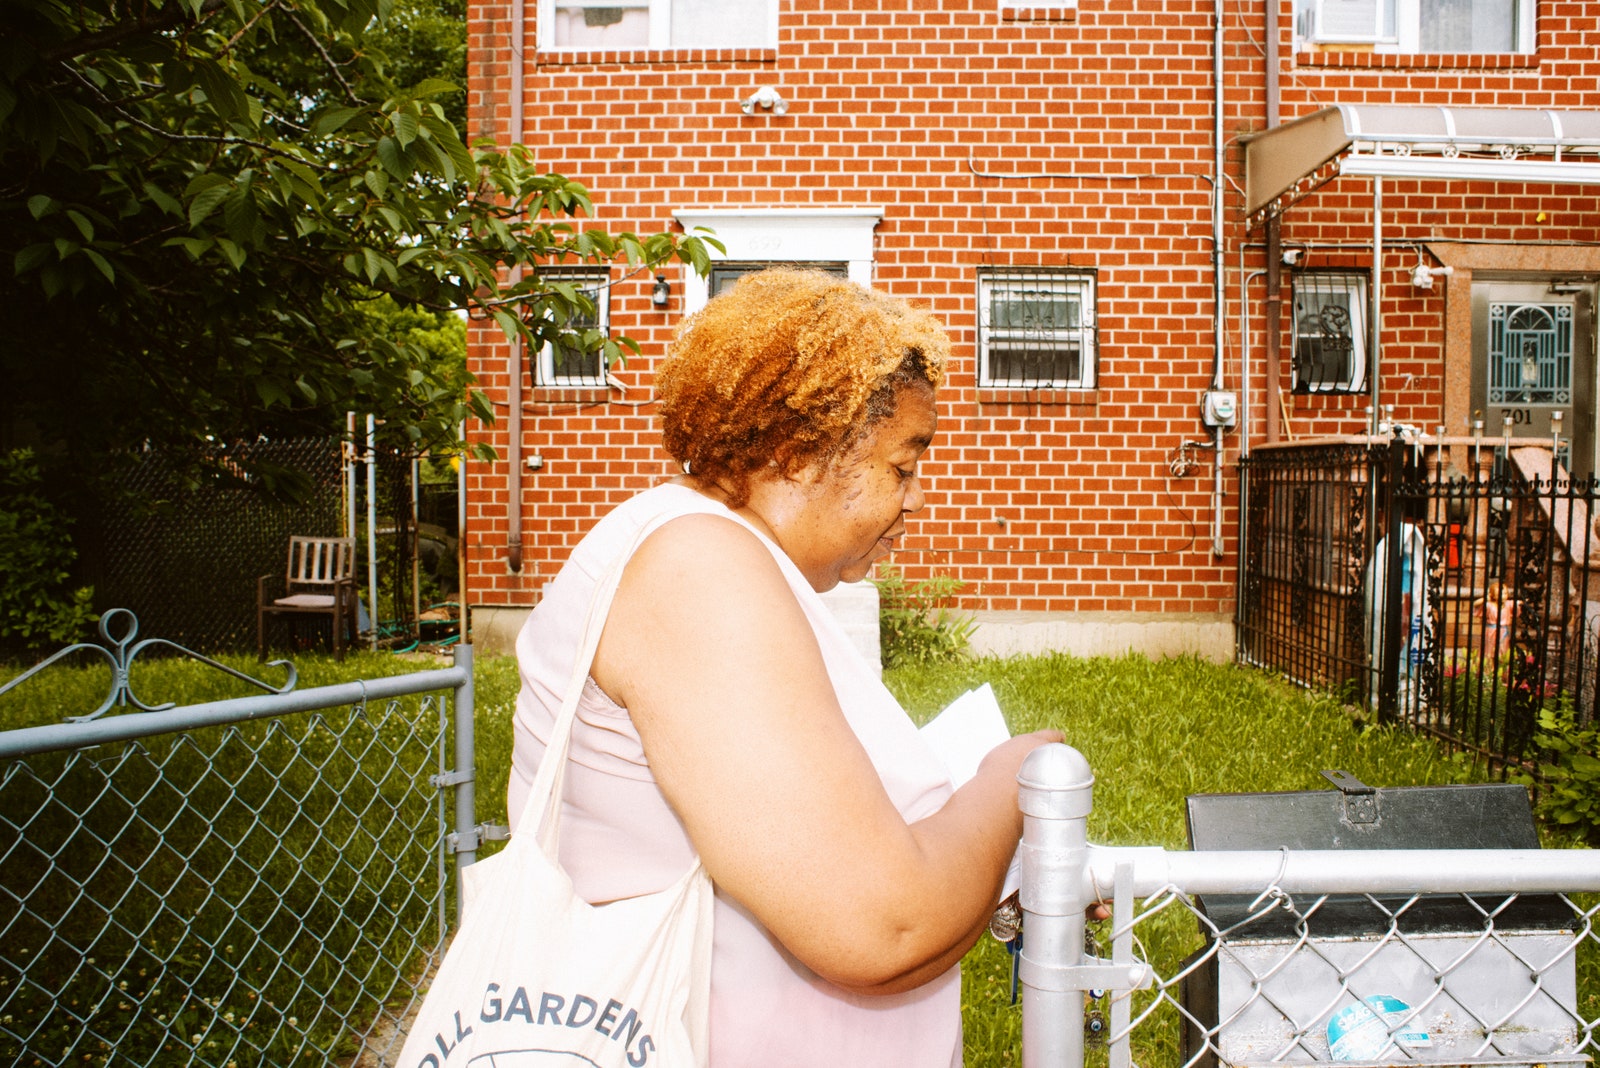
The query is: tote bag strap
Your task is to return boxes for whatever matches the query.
[517,518,657,858]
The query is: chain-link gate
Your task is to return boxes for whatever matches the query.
[0,643,482,1067]
[1015,744,1600,1068]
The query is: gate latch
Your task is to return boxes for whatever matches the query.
[448,824,510,853]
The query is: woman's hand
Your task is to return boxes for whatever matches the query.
[594,514,1052,995]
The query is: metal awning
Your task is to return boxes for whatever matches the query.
[1244,105,1600,219]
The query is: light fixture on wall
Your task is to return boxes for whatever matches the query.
[739,86,788,116]
[651,274,671,307]
[1411,263,1454,290]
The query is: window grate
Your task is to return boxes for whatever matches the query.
[533,268,610,388]
[977,267,1098,389]
[1291,270,1368,394]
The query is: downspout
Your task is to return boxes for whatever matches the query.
[505,0,527,573]
[1264,0,1283,442]
[1371,177,1383,435]
[1210,0,1225,557]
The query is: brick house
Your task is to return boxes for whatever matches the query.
[460,0,1600,660]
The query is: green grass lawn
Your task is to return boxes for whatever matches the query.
[0,648,1553,1067]
[471,650,1504,1068]
[881,653,1494,1067]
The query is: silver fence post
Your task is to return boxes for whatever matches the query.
[452,643,477,894]
[1019,743,1095,1068]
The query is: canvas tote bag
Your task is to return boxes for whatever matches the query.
[398,528,713,1068]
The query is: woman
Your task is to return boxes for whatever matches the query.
[508,267,1060,1065]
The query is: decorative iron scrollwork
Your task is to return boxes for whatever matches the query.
[0,608,296,723]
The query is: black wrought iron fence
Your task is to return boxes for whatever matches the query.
[1238,433,1600,771]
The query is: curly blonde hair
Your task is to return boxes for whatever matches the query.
[656,268,949,508]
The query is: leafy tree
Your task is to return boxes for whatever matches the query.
[0,0,714,496]
[0,449,97,651]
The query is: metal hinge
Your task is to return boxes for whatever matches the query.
[429,770,473,788]
[1019,954,1153,994]
[447,824,510,853]
[1322,768,1379,825]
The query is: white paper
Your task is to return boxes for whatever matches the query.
[919,683,1024,898]
[919,683,1011,788]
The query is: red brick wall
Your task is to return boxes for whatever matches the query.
[462,0,1600,620]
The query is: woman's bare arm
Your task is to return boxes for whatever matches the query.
[592,514,1058,994]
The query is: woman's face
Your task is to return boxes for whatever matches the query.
[778,384,938,591]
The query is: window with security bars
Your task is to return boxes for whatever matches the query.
[1489,301,1573,406]
[977,268,1097,389]
[1291,271,1368,394]
[534,268,610,387]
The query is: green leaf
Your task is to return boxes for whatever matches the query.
[376,136,406,178]
[392,109,419,148]
[311,105,365,136]
[162,237,214,259]
[13,244,54,275]
[26,195,56,220]
[214,238,248,270]
[188,183,234,229]
[254,379,292,408]
[222,187,261,245]
[141,182,185,216]
[191,57,250,125]
[408,78,459,99]
[81,248,116,284]
[491,308,521,342]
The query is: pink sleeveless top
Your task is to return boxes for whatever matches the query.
[508,483,963,1067]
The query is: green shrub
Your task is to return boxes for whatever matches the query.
[0,449,96,652]
[871,565,976,668]
[1520,698,1600,845]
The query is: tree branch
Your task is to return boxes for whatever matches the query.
[41,0,232,65]
[283,8,362,105]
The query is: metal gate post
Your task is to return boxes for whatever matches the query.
[1378,436,1406,722]
[452,643,477,885]
[1019,743,1095,1068]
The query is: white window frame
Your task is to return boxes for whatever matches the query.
[999,1,1080,18]
[1294,0,1534,53]
[538,0,778,52]
[976,268,1098,390]
[669,208,882,316]
[534,268,610,388]
[1291,270,1369,395]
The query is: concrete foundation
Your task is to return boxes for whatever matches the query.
[469,582,885,670]
[468,602,1234,665]
[969,611,1235,663]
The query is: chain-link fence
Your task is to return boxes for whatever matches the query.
[0,649,479,1067]
[81,437,344,654]
[1014,744,1600,1068]
[69,435,441,655]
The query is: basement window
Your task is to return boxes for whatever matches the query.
[977,268,1098,389]
[1291,271,1368,394]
